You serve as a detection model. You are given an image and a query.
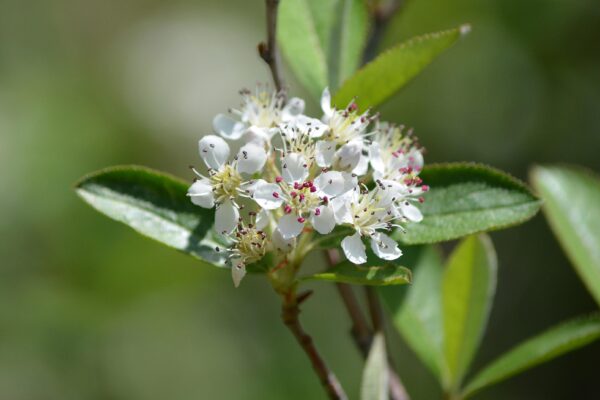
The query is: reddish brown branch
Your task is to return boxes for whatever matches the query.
[258,0,284,91]
[282,292,348,400]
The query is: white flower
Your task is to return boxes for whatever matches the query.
[368,122,424,180]
[228,213,268,287]
[333,185,416,264]
[187,135,267,234]
[213,86,305,143]
[251,160,356,240]
[316,88,373,175]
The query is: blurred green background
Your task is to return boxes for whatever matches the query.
[1,0,600,399]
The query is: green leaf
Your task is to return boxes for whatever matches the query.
[361,333,389,400]
[75,165,226,268]
[329,0,369,89]
[380,246,446,381]
[462,314,600,398]
[530,165,600,306]
[442,235,497,392]
[278,0,332,100]
[333,24,470,109]
[395,163,541,245]
[303,262,411,286]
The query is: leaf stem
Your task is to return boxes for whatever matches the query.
[281,289,348,400]
[258,0,285,92]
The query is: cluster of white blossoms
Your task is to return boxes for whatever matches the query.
[188,86,428,286]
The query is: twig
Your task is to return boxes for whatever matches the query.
[326,249,410,400]
[363,0,402,63]
[258,0,284,91]
[282,291,348,400]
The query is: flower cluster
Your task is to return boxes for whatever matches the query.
[188,86,427,286]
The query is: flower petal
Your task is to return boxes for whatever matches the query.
[315,171,346,197]
[295,115,328,138]
[400,201,423,222]
[353,154,369,176]
[334,140,362,171]
[187,178,214,208]
[251,179,283,210]
[282,97,305,121]
[312,204,336,234]
[237,142,267,174]
[272,228,294,252]
[368,142,385,175]
[281,153,309,183]
[321,87,333,119]
[278,214,304,239]
[243,126,272,145]
[213,114,246,140]
[215,200,239,234]
[231,258,246,288]
[255,208,270,230]
[370,232,402,261]
[199,135,230,170]
[315,140,336,167]
[341,232,367,264]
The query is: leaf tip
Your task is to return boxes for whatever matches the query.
[460,24,472,37]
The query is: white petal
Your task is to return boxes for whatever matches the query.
[272,228,294,252]
[255,208,270,230]
[370,232,402,261]
[341,172,358,194]
[315,171,345,197]
[187,179,214,208]
[282,97,305,121]
[334,140,362,171]
[331,191,355,224]
[251,179,283,210]
[352,154,369,176]
[237,142,267,174]
[315,140,336,167]
[312,204,336,234]
[341,232,367,264]
[281,153,309,183]
[408,149,424,170]
[400,201,423,222]
[231,258,246,288]
[295,115,328,138]
[213,114,246,140]
[199,135,230,170]
[368,143,385,174]
[320,87,333,119]
[278,214,304,240]
[377,179,403,207]
[215,200,239,234]
[242,125,271,145]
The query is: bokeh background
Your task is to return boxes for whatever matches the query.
[1,0,600,399]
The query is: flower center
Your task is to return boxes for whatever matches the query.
[210,164,243,203]
[232,224,267,265]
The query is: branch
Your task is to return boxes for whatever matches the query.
[326,249,410,400]
[363,0,402,63]
[258,0,284,91]
[282,291,348,400]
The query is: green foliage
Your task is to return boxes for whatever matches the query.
[442,235,497,392]
[333,25,469,109]
[329,0,369,89]
[360,333,389,400]
[380,246,445,380]
[462,314,600,398]
[396,163,541,245]
[303,262,411,286]
[278,0,368,99]
[75,165,225,268]
[531,166,600,306]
